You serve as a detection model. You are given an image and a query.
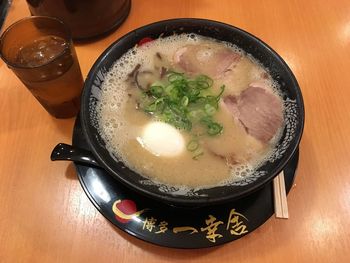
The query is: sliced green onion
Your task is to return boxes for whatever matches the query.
[188,81,198,89]
[150,85,163,97]
[216,85,225,100]
[204,104,216,116]
[181,96,189,107]
[144,102,157,112]
[207,122,223,135]
[196,80,210,90]
[165,84,175,94]
[196,75,213,87]
[187,140,199,152]
[206,96,219,109]
[154,98,164,111]
[168,72,183,83]
[192,150,204,160]
[140,71,225,153]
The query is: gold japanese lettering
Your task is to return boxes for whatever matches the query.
[226,209,248,236]
[155,221,168,234]
[200,215,224,243]
[173,226,199,234]
[142,217,157,232]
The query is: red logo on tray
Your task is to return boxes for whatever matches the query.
[112,199,147,223]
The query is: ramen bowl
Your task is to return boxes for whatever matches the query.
[79,18,304,207]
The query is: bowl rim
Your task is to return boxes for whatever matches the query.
[80,18,305,206]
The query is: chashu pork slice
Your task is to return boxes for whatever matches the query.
[173,44,241,78]
[205,82,284,165]
[223,82,284,143]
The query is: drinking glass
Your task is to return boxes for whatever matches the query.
[0,16,84,118]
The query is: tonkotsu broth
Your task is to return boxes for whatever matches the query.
[96,34,284,188]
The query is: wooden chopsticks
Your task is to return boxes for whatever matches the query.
[273,171,289,219]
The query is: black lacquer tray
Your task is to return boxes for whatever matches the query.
[72,118,298,249]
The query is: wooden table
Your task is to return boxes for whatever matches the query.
[1,0,349,262]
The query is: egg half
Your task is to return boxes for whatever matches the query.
[137,122,185,157]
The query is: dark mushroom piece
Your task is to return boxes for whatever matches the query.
[160,66,168,79]
[128,63,141,78]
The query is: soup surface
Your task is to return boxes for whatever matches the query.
[95,34,284,188]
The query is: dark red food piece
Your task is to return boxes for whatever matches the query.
[138,37,154,46]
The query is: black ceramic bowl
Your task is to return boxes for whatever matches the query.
[80,18,304,207]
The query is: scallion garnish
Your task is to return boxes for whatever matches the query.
[139,71,226,158]
[192,150,204,160]
[187,140,199,152]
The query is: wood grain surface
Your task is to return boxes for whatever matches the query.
[1,0,349,262]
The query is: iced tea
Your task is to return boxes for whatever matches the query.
[0,16,83,118]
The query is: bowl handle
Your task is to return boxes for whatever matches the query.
[50,143,100,167]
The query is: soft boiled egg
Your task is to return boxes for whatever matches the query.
[137,122,185,157]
